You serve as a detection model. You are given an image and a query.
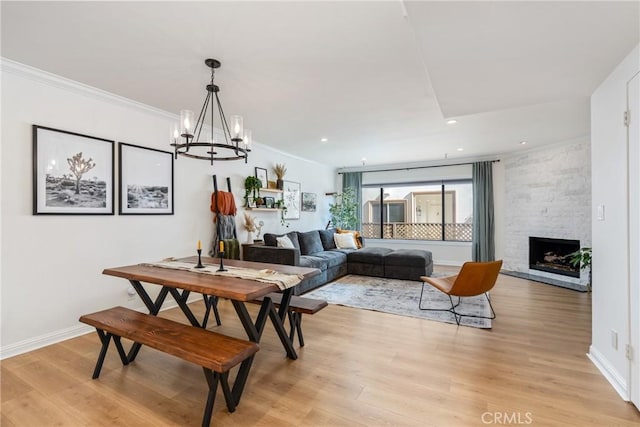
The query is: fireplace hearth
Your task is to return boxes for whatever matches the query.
[529,237,580,278]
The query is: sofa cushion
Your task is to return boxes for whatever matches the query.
[298,230,324,255]
[276,235,295,248]
[264,231,300,249]
[337,229,363,249]
[348,247,393,264]
[312,250,348,269]
[298,255,328,271]
[319,229,337,250]
[334,233,358,249]
[384,249,433,267]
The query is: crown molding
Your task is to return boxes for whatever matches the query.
[0,57,176,120]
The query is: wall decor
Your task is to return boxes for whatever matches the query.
[32,125,114,215]
[302,192,317,212]
[255,167,268,189]
[119,142,174,215]
[264,196,275,208]
[283,180,301,219]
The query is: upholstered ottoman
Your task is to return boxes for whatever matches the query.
[384,249,433,280]
[347,247,393,277]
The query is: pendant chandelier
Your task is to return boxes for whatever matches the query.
[170,58,251,164]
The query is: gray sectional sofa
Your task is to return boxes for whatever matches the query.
[243,228,433,295]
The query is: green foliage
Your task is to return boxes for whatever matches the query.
[329,187,358,230]
[569,247,592,270]
[244,176,262,205]
[569,247,592,291]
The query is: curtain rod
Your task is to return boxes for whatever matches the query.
[337,159,500,174]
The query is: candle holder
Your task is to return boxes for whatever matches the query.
[217,251,227,272]
[195,249,205,269]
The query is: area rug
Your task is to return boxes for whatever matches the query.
[305,274,492,329]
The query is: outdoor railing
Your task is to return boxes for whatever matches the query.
[361,222,472,242]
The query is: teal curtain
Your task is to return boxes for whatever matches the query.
[342,172,362,230]
[472,162,495,261]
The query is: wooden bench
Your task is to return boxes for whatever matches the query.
[249,293,328,347]
[79,306,259,427]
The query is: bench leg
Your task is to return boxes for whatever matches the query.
[294,313,305,347]
[231,356,255,407]
[202,368,219,427]
[93,330,129,379]
[219,371,235,413]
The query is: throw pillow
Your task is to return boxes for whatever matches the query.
[334,232,357,249]
[298,230,324,255]
[319,228,337,250]
[337,228,363,249]
[276,235,295,249]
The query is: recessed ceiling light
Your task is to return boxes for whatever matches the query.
[447,119,457,125]
[520,140,527,145]
[456,147,464,152]
[320,137,328,142]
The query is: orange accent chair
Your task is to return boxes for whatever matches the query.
[419,260,503,325]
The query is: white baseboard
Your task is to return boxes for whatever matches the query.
[588,345,629,401]
[0,299,197,360]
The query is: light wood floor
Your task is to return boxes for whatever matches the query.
[2,269,639,426]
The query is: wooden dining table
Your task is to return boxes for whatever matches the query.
[102,256,320,361]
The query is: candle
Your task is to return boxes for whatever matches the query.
[219,241,225,252]
[197,240,202,250]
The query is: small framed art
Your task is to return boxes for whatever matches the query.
[118,142,174,215]
[255,167,268,189]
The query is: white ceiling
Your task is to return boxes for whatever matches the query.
[2,1,638,168]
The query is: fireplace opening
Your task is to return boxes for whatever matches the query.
[529,237,580,278]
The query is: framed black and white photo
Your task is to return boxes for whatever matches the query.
[283,180,301,219]
[301,192,317,212]
[33,125,114,215]
[118,142,174,215]
[255,167,268,189]
[264,196,275,208]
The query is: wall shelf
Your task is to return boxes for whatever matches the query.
[246,208,282,212]
[259,188,283,194]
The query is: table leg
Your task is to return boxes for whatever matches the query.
[127,281,171,361]
[231,297,297,360]
[167,288,201,327]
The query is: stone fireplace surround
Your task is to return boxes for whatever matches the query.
[502,139,591,289]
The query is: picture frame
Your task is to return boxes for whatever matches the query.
[255,167,268,189]
[118,142,174,215]
[264,196,275,208]
[301,192,317,212]
[32,125,114,215]
[283,180,301,219]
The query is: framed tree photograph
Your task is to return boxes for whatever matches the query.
[283,180,301,219]
[32,125,114,215]
[119,142,174,215]
[301,192,317,212]
[255,167,268,189]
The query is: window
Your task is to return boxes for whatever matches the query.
[361,181,472,242]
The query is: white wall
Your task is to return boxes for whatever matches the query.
[501,138,592,286]
[590,44,640,399]
[0,60,335,358]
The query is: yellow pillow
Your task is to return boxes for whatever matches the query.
[337,228,362,249]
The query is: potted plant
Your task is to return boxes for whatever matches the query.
[273,163,287,190]
[244,175,262,207]
[569,247,592,291]
[329,187,358,229]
